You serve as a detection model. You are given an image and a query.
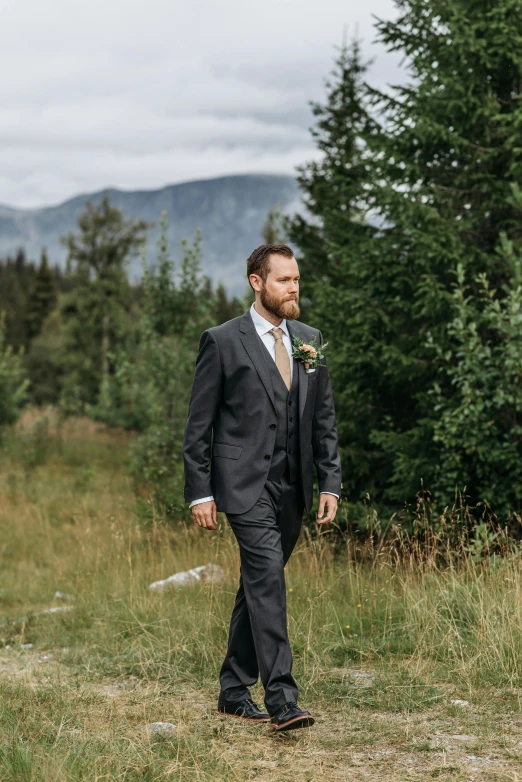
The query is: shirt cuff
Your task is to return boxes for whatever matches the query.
[189,496,214,508]
[191,493,338,506]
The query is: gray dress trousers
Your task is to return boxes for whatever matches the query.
[218,470,304,714]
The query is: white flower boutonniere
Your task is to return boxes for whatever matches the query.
[291,336,328,373]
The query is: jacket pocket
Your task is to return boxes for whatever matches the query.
[212,442,242,459]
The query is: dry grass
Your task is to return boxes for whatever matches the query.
[1,412,522,779]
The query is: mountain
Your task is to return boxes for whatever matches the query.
[0,174,302,295]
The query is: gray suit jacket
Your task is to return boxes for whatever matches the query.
[183,310,342,514]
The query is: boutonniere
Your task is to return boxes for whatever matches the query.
[291,336,328,373]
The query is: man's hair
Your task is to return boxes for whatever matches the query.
[246,244,295,286]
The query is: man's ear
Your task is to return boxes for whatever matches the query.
[249,274,262,293]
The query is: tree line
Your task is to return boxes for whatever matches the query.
[0,200,246,517]
[2,0,522,530]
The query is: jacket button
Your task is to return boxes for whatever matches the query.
[264,454,271,460]
[270,424,276,430]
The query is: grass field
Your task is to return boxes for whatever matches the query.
[1,413,522,780]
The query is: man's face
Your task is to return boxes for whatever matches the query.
[256,254,300,320]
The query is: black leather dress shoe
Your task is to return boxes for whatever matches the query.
[270,701,315,731]
[217,697,271,722]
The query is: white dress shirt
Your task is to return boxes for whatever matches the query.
[190,302,338,506]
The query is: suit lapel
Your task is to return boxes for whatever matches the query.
[239,310,312,419]
[239,311,277,413]
[287,320,309,420]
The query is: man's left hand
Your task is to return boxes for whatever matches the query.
[317,494,338,525]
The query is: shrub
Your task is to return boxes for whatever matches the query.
[0,315,29,427]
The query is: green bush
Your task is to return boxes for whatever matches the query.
[428,251,522,520]
[0,315,28,427]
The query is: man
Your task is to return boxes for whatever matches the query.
[183,244,342,731]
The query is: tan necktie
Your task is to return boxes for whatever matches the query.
[269,328,291,391]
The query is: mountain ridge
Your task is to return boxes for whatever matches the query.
[0,174,302,295]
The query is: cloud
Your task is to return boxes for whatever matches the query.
[0,0,400,208]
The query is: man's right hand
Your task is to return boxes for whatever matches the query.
[191,500,219,530]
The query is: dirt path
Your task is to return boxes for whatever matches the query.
[1,646,521,780]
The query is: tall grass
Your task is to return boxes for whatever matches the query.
[1,411,521,780]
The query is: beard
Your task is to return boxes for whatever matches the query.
[260,285,300,320]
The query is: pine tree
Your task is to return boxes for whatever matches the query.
[213,283,242,324]
[262,204,285,244]
[0,314,28,426]
[25,249,57,341]
[363,0,522,503]
[0,249,36,350]
[95,216,216,517]
[289,41,382,502]
[291,40,373,288]
[59,197,149,409]
[292,5,522,514]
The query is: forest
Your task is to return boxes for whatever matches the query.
[4,2,522,539]
[2,3,522,779]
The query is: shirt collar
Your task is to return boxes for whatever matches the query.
[250,302,289,338]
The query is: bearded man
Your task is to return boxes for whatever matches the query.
[183,244,342,731]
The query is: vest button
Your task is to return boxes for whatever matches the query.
[289,417,293,422]
[264,454,270,460]
[289,433,293,438]
[288,449,293,455]
[269,424,276,430]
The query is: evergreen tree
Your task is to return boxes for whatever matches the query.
[0,315,28,426]
[0,249,36,350]
[59,197,149,409]
[95,215,216,517]
[289,41,381,503]
[262,203,286,244]
[363,0,522,504]
[428,254,522,519]
[25,310,66,406]
[292,4,522,517]
[213,282,242,324]
[25,249,57,341]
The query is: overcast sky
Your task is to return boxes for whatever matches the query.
[0,0,399,209]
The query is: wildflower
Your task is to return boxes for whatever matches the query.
[357,603,362,607]
[289,588,294,593]
[345,625,350,629]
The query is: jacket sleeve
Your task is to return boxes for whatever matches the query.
[312,330,342,497]
[183,329,223,503]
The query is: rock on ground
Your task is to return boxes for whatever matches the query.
[145,722,178,736]
[149,563,226,591]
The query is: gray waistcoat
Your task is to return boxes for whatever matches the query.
[266,356,300,483]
